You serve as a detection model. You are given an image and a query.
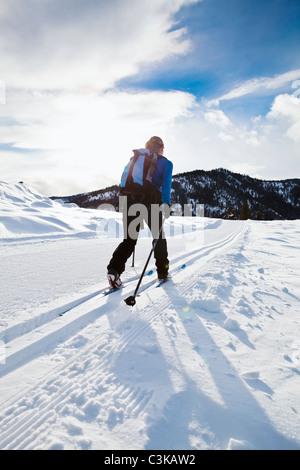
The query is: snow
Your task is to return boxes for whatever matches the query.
[0,181,299,450]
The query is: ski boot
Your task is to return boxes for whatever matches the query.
[107,269,122,289]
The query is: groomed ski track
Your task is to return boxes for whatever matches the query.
[1,218,299,450]
[0,221,248,450]
[0,222,245,383]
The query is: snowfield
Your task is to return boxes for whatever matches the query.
[0,181,299,450]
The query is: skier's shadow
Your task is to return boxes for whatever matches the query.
[145,283,299,450]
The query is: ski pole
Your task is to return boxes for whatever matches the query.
[131,247,135,267]
[124,223,164,306]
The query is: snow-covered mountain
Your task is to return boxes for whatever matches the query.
[0,181,299,450]
[172,168,300,220]
[52,168,300,220]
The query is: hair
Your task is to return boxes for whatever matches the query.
[145,136,164,154]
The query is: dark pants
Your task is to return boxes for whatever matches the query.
[107,196,169,277]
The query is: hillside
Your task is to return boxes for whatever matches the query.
[52,169,300,220]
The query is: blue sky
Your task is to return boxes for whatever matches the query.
[119,0,300,114]
[0,0,299,196]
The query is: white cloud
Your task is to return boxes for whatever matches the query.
[267,93,300,143]
[0,0,200,91]
[196,76,300,181]
[1,88,196,194]
[1,0,299,196]
[0,0,202,194]
[2,87,299,195]
[204,109,232,128]
[212,69,300,104]
[164,94,300,181]
[3,88,196,151]
[218,132,235,142]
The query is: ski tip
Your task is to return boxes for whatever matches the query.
[181,263,186,269]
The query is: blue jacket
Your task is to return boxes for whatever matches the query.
[120,149,173,204]
[151,154,173,205]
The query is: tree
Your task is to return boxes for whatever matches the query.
[223,205,236,220]
[239,200,251,220]
[256,206,264,220]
